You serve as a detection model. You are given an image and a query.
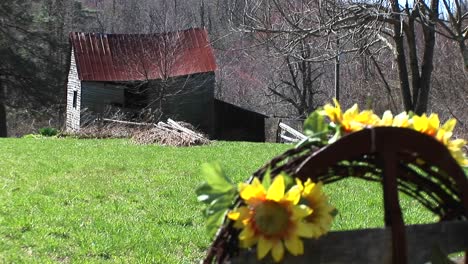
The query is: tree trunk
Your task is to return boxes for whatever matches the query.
[414,0,438,115]
[406,14,421,106]
[460,39,468,72]
[0,82,7,137]
[390,0,413,111]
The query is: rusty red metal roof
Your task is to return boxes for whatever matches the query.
[69,28,217,81]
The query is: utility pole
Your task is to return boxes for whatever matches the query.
[334,37,340,101]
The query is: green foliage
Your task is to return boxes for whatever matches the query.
[22,134,41,139]
[303,110,329,141]
[38,127,58,137]
[0,139,290,263]
[196,163,236,237]
[302,109,342,146]
[0,138,435,262]
[262,168,272,190]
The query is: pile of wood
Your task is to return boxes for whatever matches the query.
[132,118,210,146]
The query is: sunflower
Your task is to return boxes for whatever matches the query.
[228,174,318,262]
[411,113,440,136]
[323,98,343,124]
[346,109,380,132]
[296,179,335,237]
[446,139,468,167]
[421,118,468,167]
[378,111,411,128]
[435,118,456,145]
[323,99,379,133]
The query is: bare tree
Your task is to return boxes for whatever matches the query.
[226,0,468,114]
[266,41,325,118]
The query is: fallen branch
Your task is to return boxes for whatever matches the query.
[102,118,154,126]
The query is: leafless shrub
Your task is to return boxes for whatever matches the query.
[67,105,209,146]
[66,123,149,139]
[65,106,156,139]
[132,121,209,146]
[7,105,65,137]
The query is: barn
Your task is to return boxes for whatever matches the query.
[65,28,217,135]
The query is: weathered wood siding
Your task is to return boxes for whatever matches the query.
[214,100,266,142]
[68,68,215,135]
[150,72,216,136]
[80,82,125,112]
[65,49,82,131]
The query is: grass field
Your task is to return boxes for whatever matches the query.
[0,138,436,263]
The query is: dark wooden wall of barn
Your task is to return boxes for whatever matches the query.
[80,72,216,136]
[214,100,265,142]
[154,72,215,136]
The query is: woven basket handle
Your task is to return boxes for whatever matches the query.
[295,127,468,264]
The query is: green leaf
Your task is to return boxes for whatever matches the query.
[280,172,295,190]
[262,168,272,190]
[204,194,234,216]
[196,163,237,237]
[200,163,233,193]
[205,209,226,237]
[303,110,329,140]
[328,127,342,144]
[196,182,228,204]
[202,194,236,237]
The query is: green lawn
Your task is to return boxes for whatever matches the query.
[0,138,436,263]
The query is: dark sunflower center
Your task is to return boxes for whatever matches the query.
[253,201,290,237]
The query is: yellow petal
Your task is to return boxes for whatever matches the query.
[257,237,273,260]
[229,206,251,228]
[380,110,393,126]
[295,178,304,191]
[332,98,341,110]
[296,222,319,238]
[343,104,359,118]
[442,118,456,132]
[240,236,257,248]
[239,225,255,240]
[284,236,304,256]
[412,114,426,132]
[303,180,316,195]
[449,139,466,149]
[323,99,343,123]
[272,240,285,262]
[304,178,313,187]
[428,114,440,129]
[393,112,409,127]
[323,105,337,122]
[266,175,285,202]
[348,121,364,132]
[284,185,301,204]
[240,177,265,201]
[292,204,313,220]
[228,210,240,221]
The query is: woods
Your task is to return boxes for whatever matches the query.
[0,0,467,137]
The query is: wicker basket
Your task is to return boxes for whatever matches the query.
[203,127,468,264]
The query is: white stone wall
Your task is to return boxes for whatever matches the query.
[65,49,82,132]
